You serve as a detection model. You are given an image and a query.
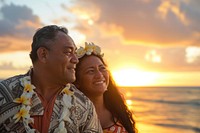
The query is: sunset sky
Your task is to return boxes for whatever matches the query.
[0,0,200,86]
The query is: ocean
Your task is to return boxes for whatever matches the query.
[120,86,200,133]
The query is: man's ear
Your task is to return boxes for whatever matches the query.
[37,47,49,63]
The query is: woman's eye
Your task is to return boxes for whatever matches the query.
[87,70,94,74]
[100,66,107,71]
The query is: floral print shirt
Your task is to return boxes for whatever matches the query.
[103,122,127,133]
[0,74,103,133]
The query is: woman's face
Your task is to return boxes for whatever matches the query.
[76,55,109,98]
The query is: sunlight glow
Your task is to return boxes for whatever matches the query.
[126,100,133,106]
[70,32,86,45]
[88,19,94,25]
[112,68,159,87]
[145,50,161,63]
[186,46,200,63]
[126,100,133,110]
[0,51,31,79]
[0,51,31,68]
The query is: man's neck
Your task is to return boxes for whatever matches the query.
[31,69,64,101]
[35,85,63,101]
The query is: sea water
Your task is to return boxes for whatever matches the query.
[120,86,200,133]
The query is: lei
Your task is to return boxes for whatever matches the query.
[13,76,74,133]
[76,42,104,58]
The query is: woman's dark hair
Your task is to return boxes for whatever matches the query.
[30,25,68,63]
[104,74,137,133]
[75,54,137,133]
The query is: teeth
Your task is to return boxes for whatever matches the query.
[94,81,104,84]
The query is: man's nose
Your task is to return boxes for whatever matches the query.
[71,53,79,64]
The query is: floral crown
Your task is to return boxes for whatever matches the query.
[76,42,104,58]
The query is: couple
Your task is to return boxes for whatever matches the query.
[0,25,137,133]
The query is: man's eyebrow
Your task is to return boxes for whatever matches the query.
[63,46,76,50]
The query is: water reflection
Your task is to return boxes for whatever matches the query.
[121,87,200,133]
[136,123,189,133]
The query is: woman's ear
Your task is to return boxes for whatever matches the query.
[37,47,48,63]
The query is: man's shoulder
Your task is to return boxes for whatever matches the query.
[0,75,25,132]
[70,84,92,106]
[0,74,26,104]
[1,74,24,83]
[0,74,25,90]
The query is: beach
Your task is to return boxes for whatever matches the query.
[120,86,200,133]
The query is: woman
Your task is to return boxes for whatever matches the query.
[74,42,137,133]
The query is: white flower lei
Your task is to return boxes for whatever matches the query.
[76,42,104,58]
[13,76,74,133]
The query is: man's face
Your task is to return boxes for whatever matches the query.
[45,31,78,85]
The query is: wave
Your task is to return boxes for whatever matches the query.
[132,97,200,106]
[154,123,200,133]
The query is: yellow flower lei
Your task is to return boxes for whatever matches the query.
[13,76,74,133]
[76,42,104,58]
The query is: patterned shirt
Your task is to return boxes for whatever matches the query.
[0,73,103,133]
[103,122,127,133]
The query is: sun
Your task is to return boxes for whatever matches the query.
[111,68,159,87]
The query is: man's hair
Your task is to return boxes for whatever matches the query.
[30,25,69,63]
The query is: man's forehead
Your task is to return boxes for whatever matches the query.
[62,34,77,48]
[63,45,77,50]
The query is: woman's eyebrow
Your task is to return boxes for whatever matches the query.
[85,66,95,70]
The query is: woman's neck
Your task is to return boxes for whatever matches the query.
[89,95,114,129]
[90,95,105,112]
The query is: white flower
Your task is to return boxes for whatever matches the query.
[20,76,31,86]
[76,47,86,58]
[14,75,74,133]
[76,42,104,58]
[13,105,31,123]
[59,94,72,122]
[13,94,31,105]
[53,121,67,133]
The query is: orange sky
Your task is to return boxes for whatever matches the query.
[0,0,200,86]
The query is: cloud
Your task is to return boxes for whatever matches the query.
[0,3,42,52]
[63,0,200,72]
[69,0,200,46]
[0,1,199,74]
[0,3,41,38]
[0,62,27,70]
[0,36,30,52]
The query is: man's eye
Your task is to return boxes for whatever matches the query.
[65,50,73,55]
[64,52,70,55]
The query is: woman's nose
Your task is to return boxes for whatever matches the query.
[94,70,103,78]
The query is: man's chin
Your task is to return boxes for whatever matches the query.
[67,76,76,83]
[71,77,76,83]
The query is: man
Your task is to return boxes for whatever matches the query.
[0,25,102,133]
